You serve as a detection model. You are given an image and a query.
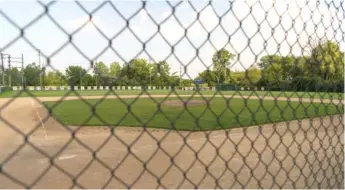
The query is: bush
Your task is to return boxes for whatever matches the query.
[0,87,13,92]
[257,76,343,93]
[216,84,240,91]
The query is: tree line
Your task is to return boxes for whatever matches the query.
[196,40,344,92]
[2,40,344,92]
[1,59,195,88]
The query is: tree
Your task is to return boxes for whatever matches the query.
[23,62,44,86]
[229,71,245,86]
[8,68,22,86]
[82,74,96,86]
[152,61,171,86]
[309,41,344,80]
[181,79,194,87]
[121,58,151,86]
[258,55,282,70]
[65,66,87,86]
[93,61,109,86]
[258,55,284,86]
[289,56,309,79]
[212,48,235,84]
[109,62,122,78]
[93,61,109,76]
[242,65,262,87]
[44,71,66,86]
[196,69,217,86]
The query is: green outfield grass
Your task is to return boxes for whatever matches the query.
[0,89,343,99]
[44,97,344,131]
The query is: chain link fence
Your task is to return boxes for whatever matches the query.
[0,0,344,189]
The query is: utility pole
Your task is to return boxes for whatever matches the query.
[0,53,4,86]
[8,55,11,87]
[149,69,151,85]
[148,59,152,86]
[21,54,24,88]
[38,49,42,88]
[179,65,182,87]
[80,69,82,87]
[94,60,98,87]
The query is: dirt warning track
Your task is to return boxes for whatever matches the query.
[0,95,343,188]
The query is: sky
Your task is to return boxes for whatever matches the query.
[0,0,344,79]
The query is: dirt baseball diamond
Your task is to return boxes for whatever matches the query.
[0,95,343,189]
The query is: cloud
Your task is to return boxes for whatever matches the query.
[139,9,148,23]
[162,11,170,18]
[65,15,102,31]
[181,1,189,9]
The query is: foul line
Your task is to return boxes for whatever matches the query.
[30,99,48,140]
[58,154,77,160]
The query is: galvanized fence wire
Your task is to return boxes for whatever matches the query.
[0,0,344,189]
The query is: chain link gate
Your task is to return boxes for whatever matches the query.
[0,0,344,189]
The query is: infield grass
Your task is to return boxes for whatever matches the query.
[44,97,344,131]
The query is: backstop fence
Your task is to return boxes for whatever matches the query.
[0,0,344,189]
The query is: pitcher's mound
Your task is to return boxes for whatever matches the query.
[162,100,207,107]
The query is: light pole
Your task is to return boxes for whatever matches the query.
[38,49,42,88]
[149,68,152,86]
[148,59,152,86]
[79,69,83,87]
[21,54,24,88]
[179,65,182,88]
[8,55,11,87]
[0,53,4,86]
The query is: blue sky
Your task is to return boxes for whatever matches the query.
[1,0,344,78]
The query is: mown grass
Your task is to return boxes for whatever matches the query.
[44,97,344,131]
[0,89,343,99]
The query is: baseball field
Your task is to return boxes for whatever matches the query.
[43,96,343,130]
[0,89,343,188]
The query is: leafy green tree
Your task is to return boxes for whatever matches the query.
[289,56,309,79]
[93,61,109,86]
[212,48,235,84]
[8,68,22,86]
[258,55,284,86]
[196,69,217,86]
[65,66,87,87]
[109,62,122,78]
[152,61,171,86]
[117,75,129,86]
[82,74,96,86]
[121,58,151,86]
[93,61,109,76]
[309,41,344,80]
[24,62,44,86]
[181,79,194,87]
[229,71,245,86]
[44,71,66,86]
[242,65,262,87]
[258,55,282,70]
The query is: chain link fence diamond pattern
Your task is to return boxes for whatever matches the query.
[0,0,344,189]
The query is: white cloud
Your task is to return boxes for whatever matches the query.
[139,9,148,23]
[66,15,102,31]
[181,1,189,9]
[162,11,170,18]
